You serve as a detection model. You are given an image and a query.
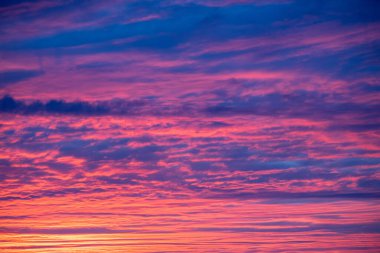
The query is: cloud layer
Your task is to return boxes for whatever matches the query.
[0,0,379,252]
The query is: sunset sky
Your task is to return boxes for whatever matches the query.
[0,0,380,252]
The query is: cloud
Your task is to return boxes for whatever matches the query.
[205,90,380,121]
[2,92,379,123]
[0,226,138,235]
[0,1,379,252]
[0,95,149,116]
[195,221,380,234]
[0,70,43,87]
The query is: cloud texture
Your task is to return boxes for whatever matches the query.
[0,0,379,252]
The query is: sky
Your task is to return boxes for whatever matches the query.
[0,0,380,252]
